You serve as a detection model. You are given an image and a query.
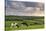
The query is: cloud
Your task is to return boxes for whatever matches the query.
[5,1,44,16]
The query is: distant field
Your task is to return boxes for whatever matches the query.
[5,16,44,31]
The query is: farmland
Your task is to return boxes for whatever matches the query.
[5,16,44,31]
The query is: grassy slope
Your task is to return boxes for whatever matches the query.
[5,21,44,31]
[5,16,44,31]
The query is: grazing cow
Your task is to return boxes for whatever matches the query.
[10,23,18,28]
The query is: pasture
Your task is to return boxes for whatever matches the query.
[5,16,44,31]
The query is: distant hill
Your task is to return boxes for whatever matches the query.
[5,16,44,21]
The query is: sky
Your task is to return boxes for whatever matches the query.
[6,0,44,16]
[9,0,44,3]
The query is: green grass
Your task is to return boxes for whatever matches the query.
[5,16,44,31]
[5,21,44,31]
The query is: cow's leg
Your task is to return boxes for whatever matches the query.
[10,25,13,28]
[10,23,14,28]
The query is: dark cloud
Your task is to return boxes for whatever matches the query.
[5,1,44,16]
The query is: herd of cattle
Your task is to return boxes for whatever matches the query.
[10,22,29,28]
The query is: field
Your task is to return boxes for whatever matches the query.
[5,16,44,31]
